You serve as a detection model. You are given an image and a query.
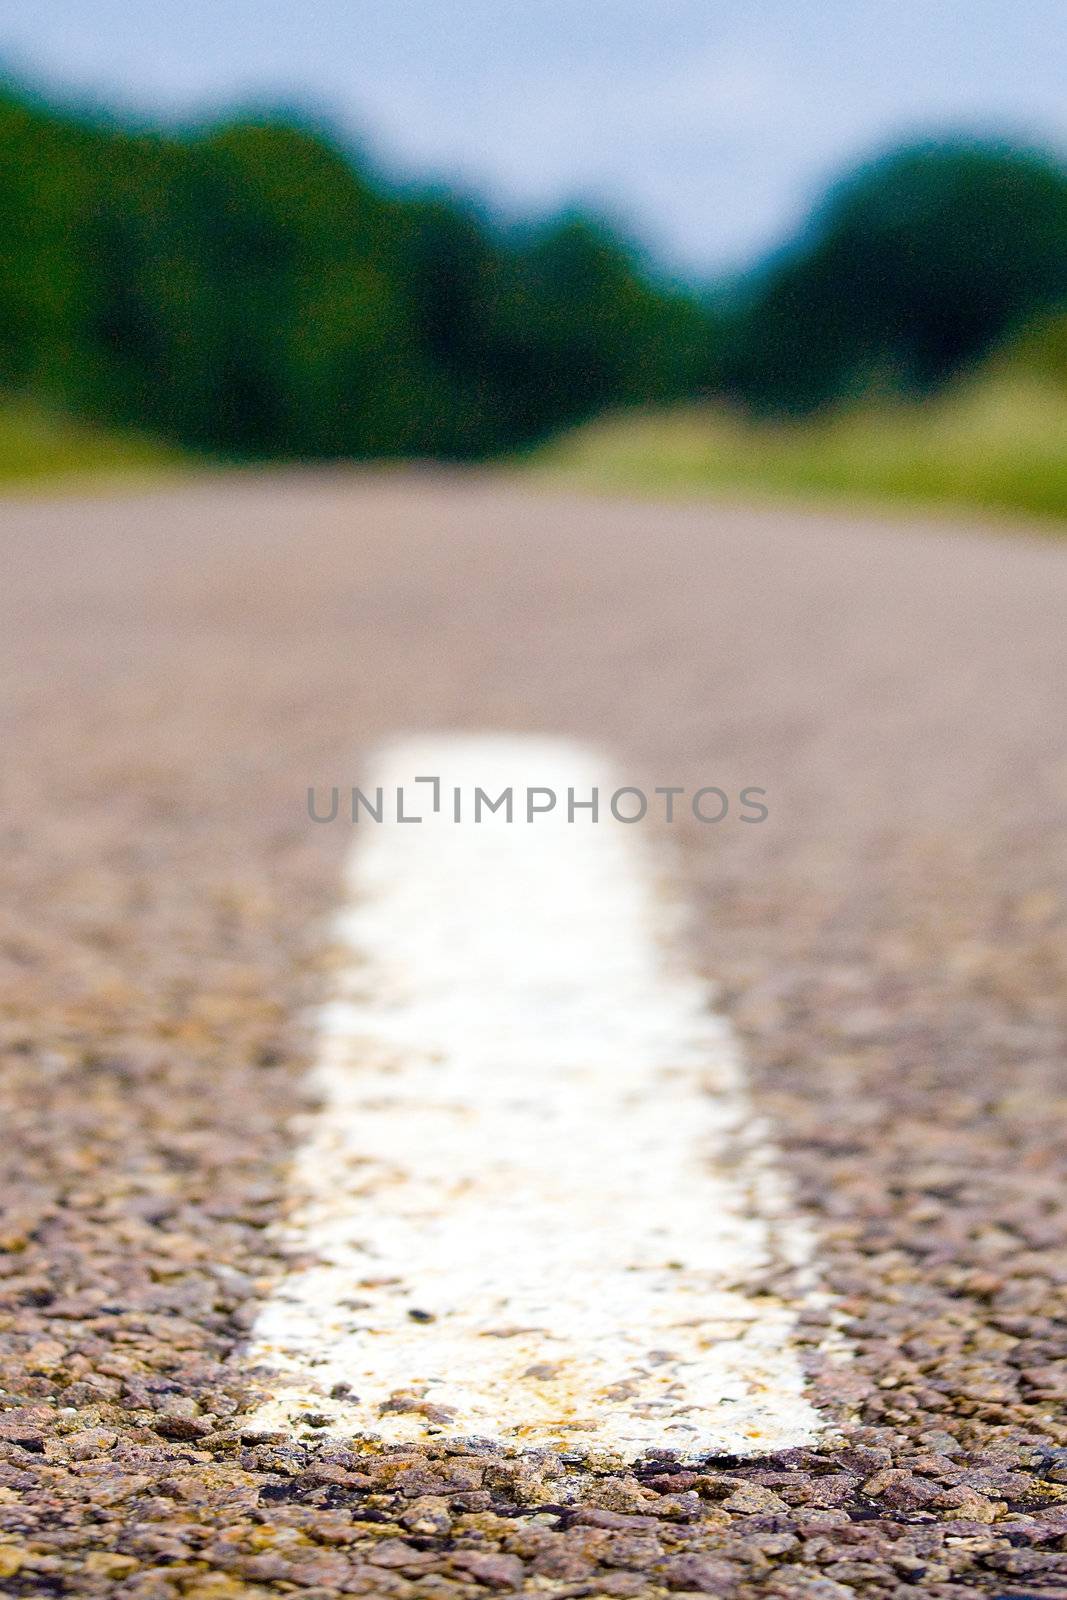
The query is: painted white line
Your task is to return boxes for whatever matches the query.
[247,734,831,1462]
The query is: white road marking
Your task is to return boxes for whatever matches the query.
[247,734,832,1462]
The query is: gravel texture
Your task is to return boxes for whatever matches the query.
[0,473,1065,1597]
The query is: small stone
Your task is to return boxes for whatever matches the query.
[84,1552,140,1577]
[932,1486,1001,1523]
[721,1483,789,1515]
[768,1570,857,1599]
[861,1468,939,1509]
[0,1547,25,1579]
[572,1508,659,1531]
[152,1414,212,1440]
[66,1427,118,1459]
[400,1496,452,1536]
[659,1553,740,1593]
[451,1550,525,1589]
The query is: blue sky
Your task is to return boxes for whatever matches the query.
[2,1,1065,273]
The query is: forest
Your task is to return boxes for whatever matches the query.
[2,80,1067,464]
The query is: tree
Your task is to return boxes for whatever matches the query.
[723,140,1067,414]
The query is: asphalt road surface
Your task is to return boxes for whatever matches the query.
[1,472,1065,1599]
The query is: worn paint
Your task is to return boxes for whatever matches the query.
[247,734,833,1461]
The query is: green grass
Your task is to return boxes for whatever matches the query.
[531,372,1067,525]
[0,395,185,488]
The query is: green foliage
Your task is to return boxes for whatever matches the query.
[0,83,709,461]
[721,140,1067,414]
[3,80,1066,470]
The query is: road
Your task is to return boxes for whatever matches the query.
[1,472,1065,1598]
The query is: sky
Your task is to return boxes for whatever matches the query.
[2,1,1065,274]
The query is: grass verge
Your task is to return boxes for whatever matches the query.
[531,375,1067,526]
[0,395,185,488]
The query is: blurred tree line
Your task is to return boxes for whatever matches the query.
[2,81,1066,458]
[0,85,708,457]
[719,140,1067,414]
